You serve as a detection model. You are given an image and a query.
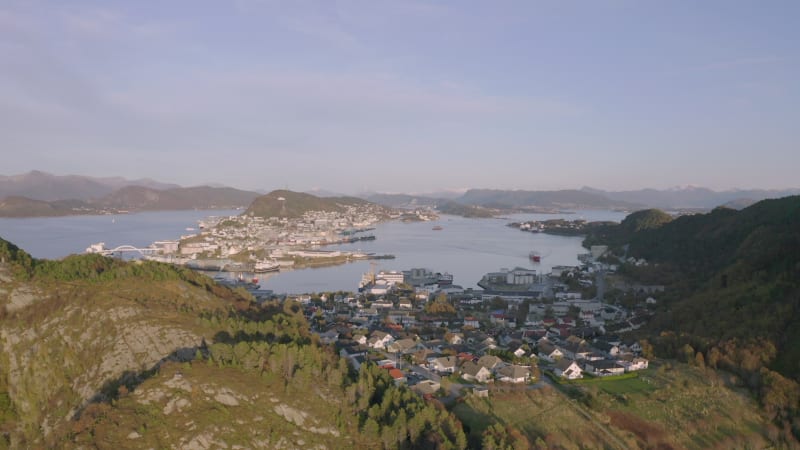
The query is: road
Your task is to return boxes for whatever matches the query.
[410,365,441,382]
[595,267,606,302]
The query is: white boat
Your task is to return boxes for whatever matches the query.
[254,260,280,273]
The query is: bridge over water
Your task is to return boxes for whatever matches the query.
[85,243,158,257]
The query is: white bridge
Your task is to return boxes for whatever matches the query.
[85,242,158,257]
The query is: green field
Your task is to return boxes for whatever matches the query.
[594,374,657,396]
[453,363,776,449]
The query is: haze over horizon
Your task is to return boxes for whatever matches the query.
[2,1,798,194]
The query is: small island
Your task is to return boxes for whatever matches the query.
[507,218,619,236]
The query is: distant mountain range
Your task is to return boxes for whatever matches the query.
[0,172,260,217]
[363,193,442,208]
[580,186,800,209]
[0,170,179,202]
[364,186,800,212]
[95,185,261,210]
[3,171,799,216]
[364,189,637,211]
[456,188,638,210]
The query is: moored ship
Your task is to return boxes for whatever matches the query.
[254,260,280,273]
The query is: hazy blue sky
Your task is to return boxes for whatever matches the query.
[2,0,798,194]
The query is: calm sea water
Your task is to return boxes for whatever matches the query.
[0,209,626,294]
[0,209,241,259]
[258,210,625,293]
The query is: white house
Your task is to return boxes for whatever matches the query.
[463,316,480,328]
[553,359,583,380]
[537,342,564,362]
[368,331,394,349]
[584,360,625,377]
[496,365,531,384]
[461,361,492,383]
[430,356,458,374]
[618,357,649,372]
[371,299,394,309]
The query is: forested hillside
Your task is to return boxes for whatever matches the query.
[586,197,800,433]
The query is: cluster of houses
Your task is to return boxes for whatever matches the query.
[336,327,536,389]
[303,258,655,398]
[537,334,649,380]
[321,306,650,400]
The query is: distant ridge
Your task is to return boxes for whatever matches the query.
[0,170,179,202]
[456,188,639,210]
[368,186,800,212]
[364,193,441,208]
[0,196,92,217]
[96,186,260,210]
[0,185,261,217]
[581,186,800,209]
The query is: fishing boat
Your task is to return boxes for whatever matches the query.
[432,225,443,231]
[529,251,541,263]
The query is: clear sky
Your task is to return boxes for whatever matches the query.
[2,0,798,194]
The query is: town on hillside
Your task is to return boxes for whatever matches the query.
[85,199,659,403]
[288,245,656,402]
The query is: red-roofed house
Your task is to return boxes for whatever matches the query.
[388,368,407,384]
[464,316,480,328]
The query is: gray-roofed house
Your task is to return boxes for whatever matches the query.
[431,355,458,374]
[553,359,583,379]
[496,365,531,383]
[461,361,492,383]
[584,360,625,377]
[477,355,503,371]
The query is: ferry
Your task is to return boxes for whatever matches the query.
[254,260,280,273]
